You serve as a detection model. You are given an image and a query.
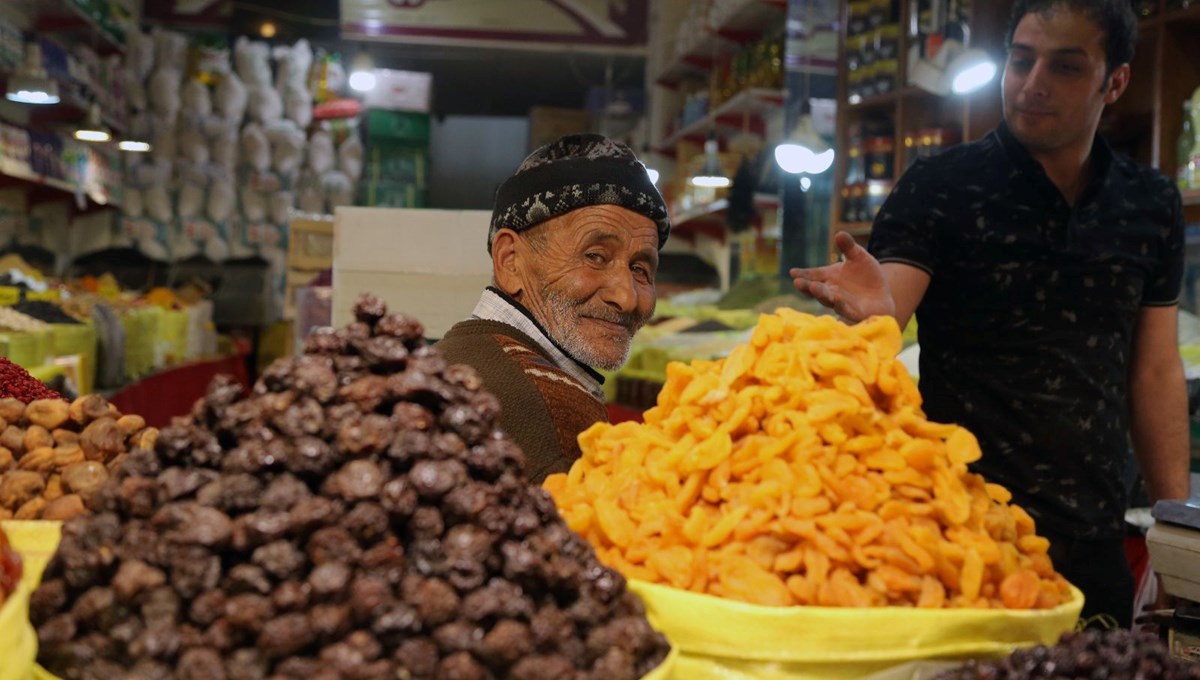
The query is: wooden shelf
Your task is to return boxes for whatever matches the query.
[833,221,873,237]
[0,67,126,135]
[21,0,126,55]
[655,0,787,86]
[1184,188,1200,207]
[846,85,941,111]
[1142,3,1200,29]
[658,87,785,152]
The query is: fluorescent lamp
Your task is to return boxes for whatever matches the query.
[691,175,732,188]
[5,43,60,105]
[690,131,729,187]
[75,129,111,142]
[949,49,997,94]
[775,116,835,175]
[119,140,152,152]
[349,49,376,92]
[74,103,111,143]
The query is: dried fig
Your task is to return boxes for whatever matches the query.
[26,399,70,430]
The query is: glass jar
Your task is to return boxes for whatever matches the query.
[875,24,900,61]
[865,135,895,179]
[875,58,898,94]
[865,179,894,219]
[848,1,871,36]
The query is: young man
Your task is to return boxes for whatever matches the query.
[436,134,668,484]
[791,0,1189,627]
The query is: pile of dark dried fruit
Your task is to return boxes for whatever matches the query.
[30,295,670,680]
[932,628,1200,679]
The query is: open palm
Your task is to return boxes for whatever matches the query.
[789,232,894,323]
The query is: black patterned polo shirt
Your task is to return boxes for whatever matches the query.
[869,121,1184,540]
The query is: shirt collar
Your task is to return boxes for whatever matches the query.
[471,287,607,398]
[995,120,1115,191]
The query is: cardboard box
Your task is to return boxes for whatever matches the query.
[529,106,593,151]
[366,109,432,144]
[364,69,433,113]
[362,182,426,209]
[288,217,334,270]
[365,141,428,186]
[1147,521,1200,602]
[332,207,493,338]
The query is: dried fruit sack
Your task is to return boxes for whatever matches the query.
[547,311,1072,610]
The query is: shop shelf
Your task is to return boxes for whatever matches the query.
[655,0,787,86]
[671,192,780,242]
[658,87,786,152]
[846,85,928,111]
[19,0,126,55]
[0,155,119,208]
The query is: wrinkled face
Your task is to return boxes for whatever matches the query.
[513,205,659,371]
[1002,10,1125,155]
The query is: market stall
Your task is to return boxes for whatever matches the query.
[2,0,1200,676]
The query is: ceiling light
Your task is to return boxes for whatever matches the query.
[949,48,997,94]
[911,33,996,97]
[260,22,277,39]
[118,140,152,152]
[690,131,730,188]
[74,103,111,143]
[5,42,60,105]
[349,49,376,92]
[775,115,835,174]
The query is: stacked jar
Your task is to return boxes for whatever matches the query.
[842,118,895,223]
[903,127,962,169]
[846,0,901,103]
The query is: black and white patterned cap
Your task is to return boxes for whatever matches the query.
[487,133,670,253]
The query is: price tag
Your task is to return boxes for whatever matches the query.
[0,286,21,306]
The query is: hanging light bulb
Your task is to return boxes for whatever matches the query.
[348,48,376,93]
[775,115,834,175]
[5,42,60,105]
[691,131,730,188]
[948,48,997,94]
[118,140,152,152]
[74,103,111,143]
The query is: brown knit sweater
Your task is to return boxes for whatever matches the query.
[434,320,609,483]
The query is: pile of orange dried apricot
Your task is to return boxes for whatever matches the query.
[545,311,1072,609]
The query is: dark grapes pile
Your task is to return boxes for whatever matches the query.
[29,295,670,680]
[933,629,1200,679]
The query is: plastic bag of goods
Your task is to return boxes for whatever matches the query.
[29,295,675,680]
[0,523,34,680]
[546,310,1084,679]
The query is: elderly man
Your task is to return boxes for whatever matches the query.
[436,133,670,483]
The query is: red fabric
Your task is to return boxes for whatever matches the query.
[109,356,250,428]
[1126,534,1151,590]
[606,403,644,424]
